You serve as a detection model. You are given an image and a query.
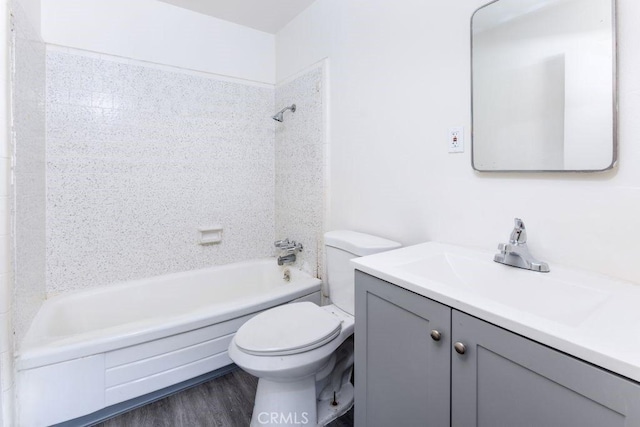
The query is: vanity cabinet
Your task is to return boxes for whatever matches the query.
[353,270,451,426]
[354,271,640,427]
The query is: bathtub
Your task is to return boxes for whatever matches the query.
[16,258,322,427]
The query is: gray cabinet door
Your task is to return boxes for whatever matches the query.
[354,271,451,427]
[451,310,640,427]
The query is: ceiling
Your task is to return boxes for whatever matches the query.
[158,0,317,34]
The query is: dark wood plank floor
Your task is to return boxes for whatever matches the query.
[96,369,353,427]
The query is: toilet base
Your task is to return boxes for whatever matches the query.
[250,376,317,426]
[317,382,354,426]
[248,339,354,427]
[249,377,354,427]
[231,309,356,427]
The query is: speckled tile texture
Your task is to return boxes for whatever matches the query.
[12,1,47,343]
[275,66,325,278]
[46,48,276,295]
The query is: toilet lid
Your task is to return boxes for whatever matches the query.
[235,302,342,356]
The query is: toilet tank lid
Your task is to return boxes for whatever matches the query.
[324,230,401,256]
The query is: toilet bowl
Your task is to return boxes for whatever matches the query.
[228,303,354,426]
[228,231,401,426]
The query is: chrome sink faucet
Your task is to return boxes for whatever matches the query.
[494,218,550,272]
[274,238,303,266]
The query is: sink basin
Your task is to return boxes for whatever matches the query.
[394,252,611,327]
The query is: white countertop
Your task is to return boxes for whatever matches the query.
[352,242,640,383]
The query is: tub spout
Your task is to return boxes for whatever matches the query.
[277,253,296,266]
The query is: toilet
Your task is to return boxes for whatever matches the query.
[228,230,401,426]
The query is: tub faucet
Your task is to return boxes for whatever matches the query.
[278,253,297,266]
[275,238,303,266]
[494,218,550,272]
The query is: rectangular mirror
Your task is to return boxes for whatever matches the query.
[471,0,616,172]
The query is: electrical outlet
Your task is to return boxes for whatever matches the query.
[448,126,464,153]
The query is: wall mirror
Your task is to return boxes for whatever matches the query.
[471,0,616,172]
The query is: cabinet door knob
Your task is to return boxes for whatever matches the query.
[430,330,442,341]
[454,342,466,355]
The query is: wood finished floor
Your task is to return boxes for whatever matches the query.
[96,369,354,427]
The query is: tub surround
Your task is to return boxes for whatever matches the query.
[45,49,327,298]
[46,47,276,296]
[275,64,326,278]
[17,259,321,426]
[4,1,47,425]
[11,0,47,350]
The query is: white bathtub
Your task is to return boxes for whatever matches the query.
[16,258,322,426]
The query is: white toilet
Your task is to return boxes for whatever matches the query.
[228,230,401,426]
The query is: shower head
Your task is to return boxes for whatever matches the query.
[272,104,296,122]
[272,111,285,122]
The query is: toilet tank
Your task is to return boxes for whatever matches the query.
[324,230,401,315]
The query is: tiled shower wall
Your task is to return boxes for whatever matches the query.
[11,0,46,348]
[275,66,325,278]
[46,48,276,295]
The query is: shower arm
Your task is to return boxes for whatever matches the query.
[277,104,296,115]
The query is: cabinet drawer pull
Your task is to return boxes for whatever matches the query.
[454,342,466,355]
[430,330,442,341]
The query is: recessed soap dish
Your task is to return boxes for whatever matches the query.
[198,226,223,245]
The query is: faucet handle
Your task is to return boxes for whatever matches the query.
[275,239,303,252]
[509,218,527,244]
[530,260,551,272]
[282,241,303,253]
[274,238,291,248]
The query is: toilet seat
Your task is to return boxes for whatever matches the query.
[235,302,342,356]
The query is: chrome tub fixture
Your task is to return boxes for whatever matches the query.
[274,238,304,266]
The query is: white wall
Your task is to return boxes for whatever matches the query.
[276,0,640,284]
[16,0,38,36]
[41,0,276,84]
